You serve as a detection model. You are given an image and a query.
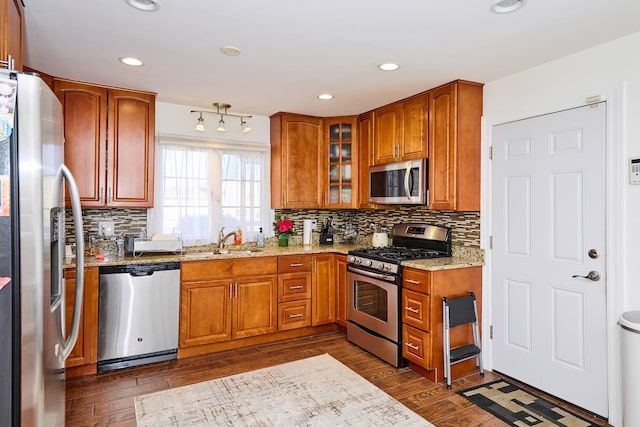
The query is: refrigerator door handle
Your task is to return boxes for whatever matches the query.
[58,165,85,360]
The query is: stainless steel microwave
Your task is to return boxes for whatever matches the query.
[369,159,427,205]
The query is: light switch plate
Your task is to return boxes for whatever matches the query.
[99,221,115,237]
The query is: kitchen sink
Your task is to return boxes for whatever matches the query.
[183,248,262,258]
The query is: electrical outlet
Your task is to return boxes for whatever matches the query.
[99,221,115,237]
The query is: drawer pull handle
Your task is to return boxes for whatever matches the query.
[406,342,420,351]
[289,263,304,267]
[405,279,421,285]
[289,313,303,318]
[289,285,304,289]
[405,306,419,314]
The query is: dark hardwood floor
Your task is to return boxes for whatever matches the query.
[65,331,609,426]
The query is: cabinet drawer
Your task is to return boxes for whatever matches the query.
[402,324,432,368]
[402,268,431,293]
[278,300,311,331]
[181,259,233,281]
[278,272,312,302]
[233,257,277,277]
[278,254,312,273]
[402,289,430,331]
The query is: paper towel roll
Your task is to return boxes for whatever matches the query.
[303,219,316,246]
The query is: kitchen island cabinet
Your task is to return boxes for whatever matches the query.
[54,79,155,208]
[428,80,483,211]
[270,113,323,208]
[64,266,99,377]
[401,265,482,382]
[1,0,23,71]
[180,257,278,349]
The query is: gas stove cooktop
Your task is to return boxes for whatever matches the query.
[348,223,452,274]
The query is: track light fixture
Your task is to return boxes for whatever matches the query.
[190,103,252,133]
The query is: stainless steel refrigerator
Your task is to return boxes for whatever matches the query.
[0,70,85,426]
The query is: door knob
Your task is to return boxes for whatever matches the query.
[572,271,601,281]
[588,249,599,259]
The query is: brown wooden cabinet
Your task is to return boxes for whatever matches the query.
[335,254,348,327]
[1,0,23,71]
[64,267,99,373]
[270,113,323,208]
[277,255,312,330]
[401,266,482,382]
[311,254,335,325]
[54,79,155,208]
[428,80,483,211]
[180,258,277,347]
[372,93,428,165]
[323,116,358,208]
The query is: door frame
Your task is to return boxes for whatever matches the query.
[481,84,625,425]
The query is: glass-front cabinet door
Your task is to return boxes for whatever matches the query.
[324,117,357,208]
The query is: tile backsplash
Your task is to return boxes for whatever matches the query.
[66,207,480,248]
[65,208,148,245]
[276,207,480,248]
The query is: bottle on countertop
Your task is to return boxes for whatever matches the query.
[234,227,242,246]
[257,227,265,248]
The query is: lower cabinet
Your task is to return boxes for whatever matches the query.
[335,254,348,327]
[311,254,335,325]
[401,266,482,382]
[64,266,99,370]
[277,254,312,331]
[180,258,278,347]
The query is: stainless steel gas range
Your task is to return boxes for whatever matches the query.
[346,223,452,367]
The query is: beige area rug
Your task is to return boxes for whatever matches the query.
[134,353,433,426]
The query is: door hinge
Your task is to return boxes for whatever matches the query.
[490,325,493,339]
[489,235,493,249]
[489,146,493,160]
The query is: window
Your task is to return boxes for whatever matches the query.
[149,139,270,246]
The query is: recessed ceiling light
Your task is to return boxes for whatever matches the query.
[125,0,159,12]
[490,0,526,14]
[119,57,144,66]
[379,63,399,71]
[220,46,242,56]
[318,94,334,100]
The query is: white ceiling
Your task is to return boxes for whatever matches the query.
[22,0,640,118]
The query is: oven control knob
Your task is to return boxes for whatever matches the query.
[350,256,361,264]
[383,264,391,271]
[366,260,373,267]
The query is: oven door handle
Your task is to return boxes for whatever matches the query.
[347,265,397,282]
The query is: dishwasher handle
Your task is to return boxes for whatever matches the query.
[129,270,155,277]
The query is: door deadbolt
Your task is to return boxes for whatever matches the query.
[588,249,599,259]
[572,271,601,281]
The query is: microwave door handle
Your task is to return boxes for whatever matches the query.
[59,165,85,361]
[404,162,412,200]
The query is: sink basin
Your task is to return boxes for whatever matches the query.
[226,248,262,254]
[183,248,261,257]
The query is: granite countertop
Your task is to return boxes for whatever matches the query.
[64,244,484,272]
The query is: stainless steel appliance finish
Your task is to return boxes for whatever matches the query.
[0,71,85,426]
[369,159,427,205]
[346,222,451,368]
[98,262,180,371]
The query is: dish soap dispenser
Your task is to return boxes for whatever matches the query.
[234,227,242,246]
[257,227,265,248]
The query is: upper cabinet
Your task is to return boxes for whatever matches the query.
[428,80,483,211]
[1,0,23,71]
[372,93,428,165]
[54,79,155,208]
[323,116,357,208]
[271,113,323,209]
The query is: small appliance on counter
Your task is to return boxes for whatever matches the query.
[125,234,183,256]
[319,217,334,245]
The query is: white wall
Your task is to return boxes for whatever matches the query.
[155,101,271,145]
[482,31,640,426]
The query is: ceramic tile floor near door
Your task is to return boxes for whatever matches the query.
[65,331,611,427]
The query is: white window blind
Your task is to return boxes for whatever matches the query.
[149,137,270,246]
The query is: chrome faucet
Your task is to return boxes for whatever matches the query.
[219,227,236,249]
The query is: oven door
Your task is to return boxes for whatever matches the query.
[347,266,399,341]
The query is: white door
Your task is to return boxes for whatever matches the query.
[492,103,607,416]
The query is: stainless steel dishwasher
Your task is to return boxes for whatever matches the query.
[98,262,180,371]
